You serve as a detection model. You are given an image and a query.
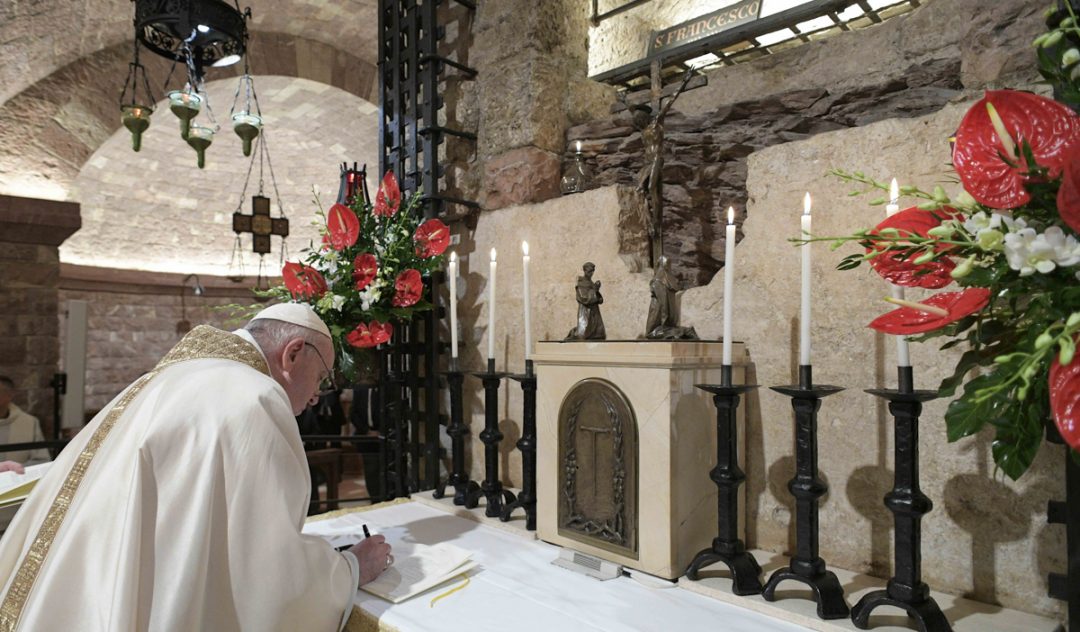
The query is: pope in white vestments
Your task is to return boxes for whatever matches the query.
[0,304,391,631]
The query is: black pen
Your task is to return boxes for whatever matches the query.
[337,525,371,551]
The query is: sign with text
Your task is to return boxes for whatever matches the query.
[648,0,762,55]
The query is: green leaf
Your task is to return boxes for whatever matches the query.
[944,374,1008,441]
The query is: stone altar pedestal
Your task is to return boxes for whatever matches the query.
[534,340,747,580]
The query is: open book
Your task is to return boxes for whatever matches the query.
[302,517,476,604]
[0,462,51,510]
[361,540,476,604]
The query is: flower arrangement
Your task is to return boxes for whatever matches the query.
[265,170,450,379]
[819,5,1080,479]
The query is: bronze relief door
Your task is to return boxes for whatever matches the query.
[558,378,638,559]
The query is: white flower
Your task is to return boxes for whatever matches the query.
[963,211,991,235]
[359,284,382,311]
[1004,228,1059,276]
[331,294,346,311]
[1045,226,1080,267]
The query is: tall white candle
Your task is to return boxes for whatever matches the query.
[522,241,532,361]
[886,178,911,367]
[723,207,736,365]
[575,139,582,153]
[800,193,812,366]
[488,248,497,361]
[449,251,459,359]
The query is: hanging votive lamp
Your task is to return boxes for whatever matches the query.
[187,125,215,168]
[121,105,153,152]
[168,89,202,140]
[232,111,262,156]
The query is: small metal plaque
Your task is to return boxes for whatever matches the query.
[558,378,638,559]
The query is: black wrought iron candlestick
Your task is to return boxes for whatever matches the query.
[764,364,849,620]
[434,358,480,505]
[851,366,952,632]
[501,359,537,530]
[686,364,762,595]
[1047,419,1080,632]
[465,358,517,517]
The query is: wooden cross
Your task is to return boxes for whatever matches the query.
[232,194,289,255]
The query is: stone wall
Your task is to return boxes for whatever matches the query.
[562,0,1043,289]
[0,195,80,434]
[57,270,263,414]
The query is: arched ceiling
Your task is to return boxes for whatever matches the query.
[0,0,380,107]
[0,31,377,201]
[61,75,380,276]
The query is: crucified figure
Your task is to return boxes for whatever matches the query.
[629,67,696,268]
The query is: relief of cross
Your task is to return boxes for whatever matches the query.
[232,194,289,255]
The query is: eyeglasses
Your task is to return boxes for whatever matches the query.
[304,342,337,393]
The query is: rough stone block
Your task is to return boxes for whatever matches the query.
[482,146,561,210]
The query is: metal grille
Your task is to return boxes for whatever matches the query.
[591,0,922,88]
[377,0,477,498]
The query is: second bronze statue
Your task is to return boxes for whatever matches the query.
[644,256,698,340]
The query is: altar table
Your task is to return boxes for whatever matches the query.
[305,499,811,632]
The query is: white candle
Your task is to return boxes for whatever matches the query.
[800,193,812,366]
[886,178,911,367]
[722,207,736,365]
[575,140,582,153]
[522,241,532,361]
[488,248,497,361]
[449,251,459,359]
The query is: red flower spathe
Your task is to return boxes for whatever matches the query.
[414,218,450,257]
[352,253,378,291]
[325,203,360,250]
[953,90,1080,209]
[869,288,991,335]
[1057,144,1080,234]
[373,171,401,217]
[1050,340,1080,451]
[867,206,959,289]
[282,262,328,300]
[392,269,423,307]
[346,320,394,348]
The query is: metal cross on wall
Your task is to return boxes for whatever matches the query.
[232,194,289,255]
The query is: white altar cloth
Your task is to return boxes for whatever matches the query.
[305,500,811,632]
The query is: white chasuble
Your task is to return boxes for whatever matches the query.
[0,326,357,631]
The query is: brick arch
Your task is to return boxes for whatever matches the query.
[0,0,379,107]
[0,30,378,201]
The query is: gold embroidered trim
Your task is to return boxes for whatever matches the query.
[0,326,269,631]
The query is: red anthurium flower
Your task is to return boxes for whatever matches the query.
[348,320,394,348]
[282,262,328,300]
[373,171,402,217]
[953,90,1080,209]
[1050,339,1080,451]
[392,269,423,307]
[867,206,959,289]
[326,203,360,250]
[352,253,378,291]
[414,218,450,257]
[369,320,393,345]
[869,288,991,335]
[1057,144,1080,234]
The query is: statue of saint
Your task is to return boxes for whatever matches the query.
[644,256,698,340]
[565,262,606,340]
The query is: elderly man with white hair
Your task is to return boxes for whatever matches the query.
[0,304,391,631]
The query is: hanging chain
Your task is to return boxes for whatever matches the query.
[234,135,260,212]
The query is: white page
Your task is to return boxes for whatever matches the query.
[0,462,51,495]
[360,541,474,603]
